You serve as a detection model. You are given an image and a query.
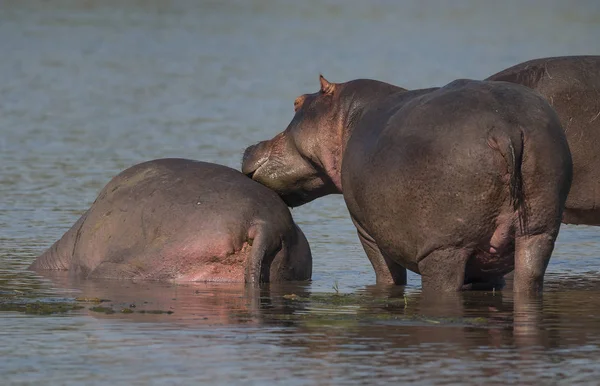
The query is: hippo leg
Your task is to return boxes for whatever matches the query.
[418,248,472,292]
[353,218,407,285]
[513,233,556,294]
[511,129,567,293]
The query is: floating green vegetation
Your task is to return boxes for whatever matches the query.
[0,301,85,315]
[88,306,173,315]
[332,280,340,294]
[89,306,116,314]
[75,297,110,304]
[275,292,489,327]
[282,292,408,307]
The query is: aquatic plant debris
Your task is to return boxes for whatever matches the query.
[0,300,85,315]
[276,292,490,327]
[0,294,174,316]
[75,297,111,304]
[88,306,174,315]
[89,306,116,314]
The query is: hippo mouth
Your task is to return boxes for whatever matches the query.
[243,165,262,181]
[242,145,269,181]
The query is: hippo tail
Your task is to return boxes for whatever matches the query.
[245,222,284,285]
[487,128,528,233]
[28,212,87,271]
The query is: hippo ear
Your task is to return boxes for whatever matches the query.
[319,74,335,95]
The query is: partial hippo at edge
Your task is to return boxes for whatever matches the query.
[242,76,572,293]
[486,55,600,225]
[29,159,312,284]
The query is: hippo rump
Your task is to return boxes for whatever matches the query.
[29,159,312,284]
[486,55,600,225]
[242,76,572,293]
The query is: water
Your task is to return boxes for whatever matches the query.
[1,0,600,384]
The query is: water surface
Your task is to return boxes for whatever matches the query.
[1,1,600,384]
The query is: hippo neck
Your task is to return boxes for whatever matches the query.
[325,83,406,189]
[323,84,439,194]
[338,80,410,143]
[317,79,423,193]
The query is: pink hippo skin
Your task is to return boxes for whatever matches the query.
[29,159,312,284]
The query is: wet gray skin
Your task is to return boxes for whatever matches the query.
[485,55,600,225]
[29,159,312,284]
[242,76,572,293]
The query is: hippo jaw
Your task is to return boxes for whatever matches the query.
[242,133,337,207]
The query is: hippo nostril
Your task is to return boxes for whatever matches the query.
[242,145,256,163]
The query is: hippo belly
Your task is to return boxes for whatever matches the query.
[465,248,515,287]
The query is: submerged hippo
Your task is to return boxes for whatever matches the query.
[29,159,312,284]
[242,76,572,293]
[485,55,600,225]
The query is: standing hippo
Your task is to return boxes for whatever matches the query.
[486,55,600,225]
[29,159,312,284]
[242,76,572,293]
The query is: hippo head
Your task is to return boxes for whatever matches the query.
[242,75,346,207]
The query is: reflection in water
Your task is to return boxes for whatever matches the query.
[14,274,600,350]
[1,268,600,383]
[2,0,600,384]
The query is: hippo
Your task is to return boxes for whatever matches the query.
[242,76,572,293]
[485,55,600,226]
[29,159,312,284]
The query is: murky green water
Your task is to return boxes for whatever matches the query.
[1,1,600,384]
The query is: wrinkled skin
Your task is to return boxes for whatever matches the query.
[243,76,572,293]
[486,55,600,225]
[29,159,312,284]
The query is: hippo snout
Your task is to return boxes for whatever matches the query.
[242,141,270,179]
